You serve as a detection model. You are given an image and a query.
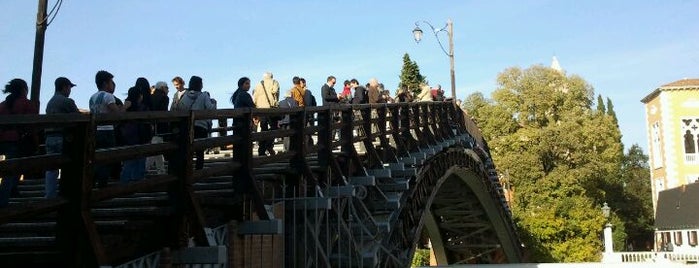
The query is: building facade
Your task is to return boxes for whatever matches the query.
[641,78,699,212]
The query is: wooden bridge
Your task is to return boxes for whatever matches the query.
[0,101,522,267]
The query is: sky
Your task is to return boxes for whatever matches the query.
[1,0,698,153]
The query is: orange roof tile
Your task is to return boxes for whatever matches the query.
[660,78,699,88]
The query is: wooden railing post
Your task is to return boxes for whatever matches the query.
[232,109,268,220]
[411,104,427,148]
[340,107,354,177]
[166,113,195,248]
[400,103,415,152]
[288,108,307,190]
[316,108,332,184]
[57,116,106,267]
[377,105,397,163]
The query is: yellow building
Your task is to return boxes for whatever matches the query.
[641,78,699,212]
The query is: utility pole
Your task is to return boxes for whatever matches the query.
[447,19,455,101]
[31,0,48,109]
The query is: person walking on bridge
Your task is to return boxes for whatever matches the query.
[321,76,339,106]
[174,76,216,170]
[252,72,280,156]
[90,70,131,188]
[170,76,186,110]
[290,76,305,107]
[0,79,38,207]
[44,77,82,198]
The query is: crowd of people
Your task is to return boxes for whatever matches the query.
[0,70,450,207]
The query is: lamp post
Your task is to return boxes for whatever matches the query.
[601,202,614,262]
[412,19,456,101]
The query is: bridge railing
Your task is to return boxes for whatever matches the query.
[0,101,483,266]
[608,251,699,264]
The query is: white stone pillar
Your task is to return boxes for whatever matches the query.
[604,223,613,253]
[602,223,614,263]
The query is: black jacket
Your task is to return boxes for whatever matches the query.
[321,84,339,106]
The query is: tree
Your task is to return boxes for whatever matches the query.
[618,144,653,250]
[596,94,606,114]
[465,65,625,262]
[606,97,618,125]
[398,53,426,96]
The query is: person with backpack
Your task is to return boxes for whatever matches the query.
[277,91,298,151]
[174,76,216,170]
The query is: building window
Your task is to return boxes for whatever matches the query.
[675,231,683,246]
[681,118,699,164]
[688,231,697,247]
[662,232,671,244]
[652,122,663,168]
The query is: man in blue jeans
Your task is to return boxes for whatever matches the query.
[44,77,83,198]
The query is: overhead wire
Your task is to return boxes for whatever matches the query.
[36,0,63,27]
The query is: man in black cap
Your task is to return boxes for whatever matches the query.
[44,77,82,198]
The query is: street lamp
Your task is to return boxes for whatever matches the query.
[601,202,614,262]
[412,19,456,101]
[601,202,610,219]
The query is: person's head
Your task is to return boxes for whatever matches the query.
[299,78,306,88]
[95,70,114,92]
[188,76,203,92]
[3,79,29,109]
[343,80,350,87]
[368,78,379,88]
[238,77,251,91]
[327,76,336,86]
[126,86,143,104]
[54,77,76,96]
[172,76,185,91]
[135,77,150,92]
[292,76,301,86]
[263,72,273,79]
[350,79,359,87]
[154,81,168,95]
[378,83,385,91]
[3,78,28,96]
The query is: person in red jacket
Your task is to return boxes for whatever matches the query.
[0,78,38,207]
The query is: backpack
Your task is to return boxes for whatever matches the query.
[173,91,199,111]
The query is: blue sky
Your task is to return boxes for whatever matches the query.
[1,0,698,152]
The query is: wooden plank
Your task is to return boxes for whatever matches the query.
[0,154,68,176]
[192,135,242,151]
[0,199,68,225]
[93,142,178,164]
[249,128,295,142]
[90,175,178,202]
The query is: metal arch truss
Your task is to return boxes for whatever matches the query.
[377,146,523,266]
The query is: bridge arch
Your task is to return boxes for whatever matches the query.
[380,145,523,266]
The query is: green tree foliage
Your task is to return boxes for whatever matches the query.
[411,248,430,267]
[399,53,426,95]
[606,97,618,125]
[463,65,627,262]
[597,94,606,114]
[618,144,654,250]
